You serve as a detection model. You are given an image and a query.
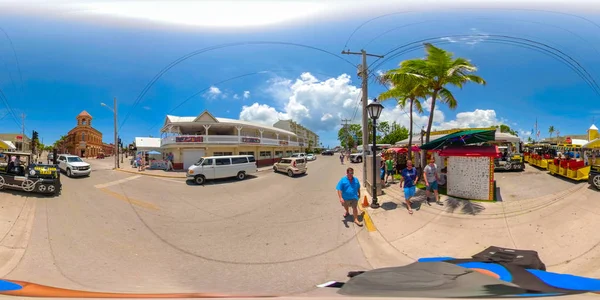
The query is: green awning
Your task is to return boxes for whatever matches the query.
[420,129,497,150]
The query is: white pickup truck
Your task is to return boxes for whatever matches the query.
[349,150,372,163]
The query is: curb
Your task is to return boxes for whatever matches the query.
[115,167,272,179]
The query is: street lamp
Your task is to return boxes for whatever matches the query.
[366,98,384,209]
[101,98,118,170]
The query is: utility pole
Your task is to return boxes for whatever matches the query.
[113,97,118,170]
[21,113,25,152]
[341,49,383,186]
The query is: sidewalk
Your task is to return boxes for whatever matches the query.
[351,163,600,277]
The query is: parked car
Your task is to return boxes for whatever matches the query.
[96,153,105,159]
[321,150,334,156]
[291,153,306,159]
[273,157,307,177]
[187,155,257,185]
[0,151,61,195]
[56,154,91,177]
[306,154,316,161]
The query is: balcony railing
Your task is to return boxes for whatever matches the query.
[161,135,302,147]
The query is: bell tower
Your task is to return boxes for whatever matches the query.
[77,110,92,126]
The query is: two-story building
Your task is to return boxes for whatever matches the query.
[65,111,104,158]
[160,111,306,169]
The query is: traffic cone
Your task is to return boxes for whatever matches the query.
[362,195,369,208]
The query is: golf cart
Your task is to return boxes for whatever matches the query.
[494,144,526,171]
[0,151,62,195]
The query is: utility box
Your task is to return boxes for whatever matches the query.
[365,155,384,197]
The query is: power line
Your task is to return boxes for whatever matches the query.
[145,69,342,133]
[343,7,600,50]
[367,35,600,98]
[120,41,359,132]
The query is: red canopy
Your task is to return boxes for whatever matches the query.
[386,146,420,154]
[438,145,500,157]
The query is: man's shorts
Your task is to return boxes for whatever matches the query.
[404,186,416,199]
[426,181,439,191]
[343,199,359,208]
[386,169,394,176]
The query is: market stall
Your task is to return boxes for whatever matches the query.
[438,145,500,201]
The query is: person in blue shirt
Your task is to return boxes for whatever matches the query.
[400,160,419,215]
[336,167,362,226]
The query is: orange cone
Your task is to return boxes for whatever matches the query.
[362,195,369,208]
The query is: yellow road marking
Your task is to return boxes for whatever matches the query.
[359,207,377,232]
[98,188,159,210]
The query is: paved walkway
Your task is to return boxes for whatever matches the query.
[351,162,600,278]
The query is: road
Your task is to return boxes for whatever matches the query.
[0,156,370,296]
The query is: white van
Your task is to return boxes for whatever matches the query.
[187,155,257,185]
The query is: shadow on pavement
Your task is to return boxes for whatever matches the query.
[445,198,485,215]
[341,213,364,228]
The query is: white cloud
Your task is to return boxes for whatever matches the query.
[240,72,513,141]
[239,72,360,131]
[233,94,240,100]
[239,103,288,126]
[440,28,489,46]
[243,91,250,99]
[204,86,222,100]
[142,106,151,110]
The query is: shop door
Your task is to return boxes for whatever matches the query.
[183,149,205,169]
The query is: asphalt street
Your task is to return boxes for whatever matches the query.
[0,156,370,296]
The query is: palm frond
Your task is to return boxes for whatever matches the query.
[438,88,457,110]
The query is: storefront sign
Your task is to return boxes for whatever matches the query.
[242,137,260,143]
[565,137,572,144]
[150,160,168,170]
[176,136,203,143]
[489,157,494,200]
[279,140,289,145]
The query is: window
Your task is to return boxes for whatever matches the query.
[280,158,292,164]
[232,157,248,164]
[239,151,255,157]
[215,158,231,165]
[275,151,283,158]
[81,133,85,141]
[213,152,233,156]
[248,156,256,162]
[67,157,84,163]
[296,159,305,164]
[286,151,293,156]
[202,159,213,166]
[259,151,272,158]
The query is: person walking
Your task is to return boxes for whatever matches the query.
[424,157,443,205]
[399,160,419,215]
[336,167,362,226]
[385,156,395,184]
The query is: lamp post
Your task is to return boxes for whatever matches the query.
[366,98,384,209]
[101,98,118,170]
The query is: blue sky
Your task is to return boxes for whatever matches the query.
[1,0,600,148]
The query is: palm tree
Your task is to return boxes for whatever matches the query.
[548,126,555,140]
[394,43,486,143]
[378,65,428,159]
[53,135,68,153]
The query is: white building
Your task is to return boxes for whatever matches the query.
[273,119,319,149]
[160,111,305,169]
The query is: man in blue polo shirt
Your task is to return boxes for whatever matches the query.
[336,167,362,226]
